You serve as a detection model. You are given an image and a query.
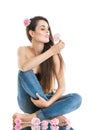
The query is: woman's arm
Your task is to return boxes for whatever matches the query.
[18,40,64,71]
[48,54,65,106]
[30,54,65,108]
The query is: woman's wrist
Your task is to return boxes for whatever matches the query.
[46,99,53,107]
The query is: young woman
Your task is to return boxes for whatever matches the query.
[13,16,82,129]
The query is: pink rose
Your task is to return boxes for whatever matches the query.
[24,18,31,27]
[65,119,71,130]
[42,125,48,130]
[54,33,60,43]
[65,119,71,124]
[14,124,21,130]
[14,118,22,125]
[50,118,59,126]
[50,125,59,130]
[66,125,71,130]
[31,125,40,130]
[31,117,41,126]
[41,120,48,126]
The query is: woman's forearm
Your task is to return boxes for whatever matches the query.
[47,76,65,106]
[21,47,56,71]
[48,86,65,106]
[20,41,64,71]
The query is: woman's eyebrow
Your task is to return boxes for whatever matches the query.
[40,25,49,28]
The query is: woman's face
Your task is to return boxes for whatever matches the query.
[32,20,50,43]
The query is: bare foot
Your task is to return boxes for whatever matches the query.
[12,112,36,123]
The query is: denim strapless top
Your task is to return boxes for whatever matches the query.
[35,73,41,81]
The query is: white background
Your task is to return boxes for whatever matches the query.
[0,0,87,129]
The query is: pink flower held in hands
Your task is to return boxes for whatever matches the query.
[50,118,59,126]
[53,33,60,43]
[24,18,31,27]
[31,117,41,126]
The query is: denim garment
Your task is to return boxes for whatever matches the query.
[17,69,82,120]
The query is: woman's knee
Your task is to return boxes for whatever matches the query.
[71,93,82,107]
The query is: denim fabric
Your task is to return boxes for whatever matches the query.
[17,69,82,120]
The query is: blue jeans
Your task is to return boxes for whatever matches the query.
[17,70,82,129]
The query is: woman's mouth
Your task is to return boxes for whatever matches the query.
[45,34,49,38]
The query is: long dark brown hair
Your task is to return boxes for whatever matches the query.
[26,16,64,93]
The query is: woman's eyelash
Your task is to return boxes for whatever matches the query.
[41,28,49,31]
[41,28,45,30]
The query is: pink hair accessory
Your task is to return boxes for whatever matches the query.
[24,18,31,27]
[31,117,41,126]
[53,33,60,43]
[50,118,59,126]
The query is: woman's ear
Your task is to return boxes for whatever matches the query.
[29,30,34,37]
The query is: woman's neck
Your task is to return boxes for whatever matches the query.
[32,41,44,55]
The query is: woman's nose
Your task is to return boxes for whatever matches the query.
[46,29,49,34]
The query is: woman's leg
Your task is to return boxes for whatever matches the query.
[18,69,82,118]
[36,93,82,120]
[15,69,82,129]
[18,69,48,100]
[17,81,39,113]
[13,92,81,129]
[17,69,48,113]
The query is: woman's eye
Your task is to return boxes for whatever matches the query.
[41,28,45,30]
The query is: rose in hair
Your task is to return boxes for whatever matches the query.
[24,18,31,27]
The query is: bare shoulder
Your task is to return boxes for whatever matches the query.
[17,46,33,69]
[17,46,32,56]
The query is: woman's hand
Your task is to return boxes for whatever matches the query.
[31,93,50,108]
[51,40,65,55]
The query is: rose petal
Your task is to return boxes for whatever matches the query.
[42,120,48,126]
[66,125,71,130]
[50,125,59,130]
[42,125,48,130]
[31,125,40,130]
[14,124,21,130]
[54,33,60,43]
[24,18,31,26]
[50,118,59,126]
[31,117,41,125]
[14,118,22,125]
